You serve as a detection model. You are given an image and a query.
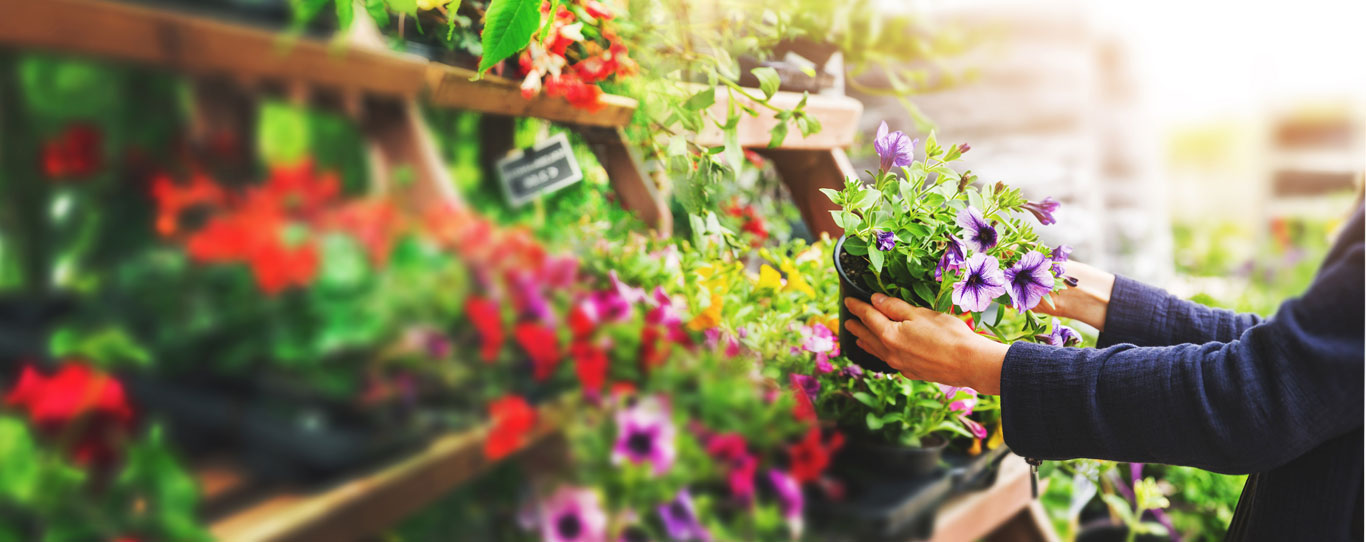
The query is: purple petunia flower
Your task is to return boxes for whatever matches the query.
[956,207,999,252]
[1022,197,1060,226]
[1038,319,1081,347]
[539,486,608,542]
[1050,244,1072,277]
[646,286,683,327]
[874,230,897,251]
[768,469,805,536]
[658,489,710,542]
[935,236,967,281]
[937,384,978,414]
[612,396,677,476]
[814,353,835,374]
[951,253,1007,313]
[1003,251,1055,312]
[791,373,820,402]
[874,121,916,173]
[841,364,864,379]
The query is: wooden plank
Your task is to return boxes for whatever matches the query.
[424,63,637,127]
[694,88,863,149]
[209,397,575,542]
[0,0,429,99]
[930,454,1059,542]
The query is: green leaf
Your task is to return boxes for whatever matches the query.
[819,188,841,204]
[49,326,151,368]
[925,130,942,159]
[258,101,310,166]
[364,0,390,26]
[843,235,868,255]
[865,411,886,430]
[335,0,355,29]
[684,88,715,111]
[0,417,40,504]
[868,248,884,274]
[387,0,417,15]
[852,391,878,408]
[751,67,780,99]
[446,0,464,40]
[476,0,542,76]
[912,281,935,306]
[767,121,789,148]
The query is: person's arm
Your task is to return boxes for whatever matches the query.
[1040,261,1263,347]
[843,206,1363,473]
[1002,242,1363,474]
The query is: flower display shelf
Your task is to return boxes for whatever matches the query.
[0,0,670,232]
[204,395,575,542]
[811,444,1013,541]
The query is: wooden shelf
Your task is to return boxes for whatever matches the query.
[208,397,575,542]
[694,88,863,150]
[0,0,429,99]
[0,0,638,126]
[930,454,1060,542]
[425,64,637,128]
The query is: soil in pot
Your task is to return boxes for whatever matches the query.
[836,433,948,481]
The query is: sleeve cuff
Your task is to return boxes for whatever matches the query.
[999,341,1098,460]
[1096,275,1172,348]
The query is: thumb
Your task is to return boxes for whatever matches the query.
[871,293,923,321]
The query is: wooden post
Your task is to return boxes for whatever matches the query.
[573,125,672,234]
[755,147,854,239]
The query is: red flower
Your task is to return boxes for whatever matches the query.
[515,322,562,380]
[791,382,817,423]
[484,395,537,460]
[466,296,505,362]
[638,324,671,370]
[545,73,603,112]
[150,172,224,237]
[259,160,340,216]
[570,339,609,396]
[5,363,134,465]
[248,238,319,295]
[40,123,102,180]
[706,433,758,502]
[787,426,845,483]
[568,300,599,339]
[581,0,614,20]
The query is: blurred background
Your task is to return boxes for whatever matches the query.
[0,0,1361,541]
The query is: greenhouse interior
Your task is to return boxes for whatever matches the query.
[0,0,1363,541]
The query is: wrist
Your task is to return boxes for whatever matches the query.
[970,338,1009,395]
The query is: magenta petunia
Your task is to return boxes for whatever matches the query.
[611,395,677,476]
[539,486,608,542]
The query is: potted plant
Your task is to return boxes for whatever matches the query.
[815,360,985,479]
[824,121,1075,372]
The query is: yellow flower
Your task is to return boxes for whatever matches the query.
[755,264,783,290]
[780,262,814,297]
[687,293,724,331]
[694,263,731,292]
[987,419,1005,450]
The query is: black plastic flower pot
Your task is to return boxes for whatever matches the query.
[1076,522,1171,542]
[833,235,896,373]
[839,433,948,480]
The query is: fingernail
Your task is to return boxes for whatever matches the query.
[871,293,886,305]
[843,297,854,308]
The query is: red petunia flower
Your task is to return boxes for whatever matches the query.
[484,395,537,460]
[638,324,671,371]
[40,123,102,180]
[570,339,609,397]
[5,363,134,466]
[567,299,599,339]
[787,426,845,483]
[466,296,506,362]
[515,322,562,380]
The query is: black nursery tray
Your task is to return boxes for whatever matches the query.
[124,373,445,485]
[811,444,1012,542]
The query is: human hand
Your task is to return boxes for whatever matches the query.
[843,293,1010,395]
[1033,260,1115,331]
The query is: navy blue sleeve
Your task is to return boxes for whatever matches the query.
[1097,275,1263,348]
[1001,206,1364,475]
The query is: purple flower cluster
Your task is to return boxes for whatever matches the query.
[951,253,1007,313]
[874,230,897,252]
[1002,251,1054,312]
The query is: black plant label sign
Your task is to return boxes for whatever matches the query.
[496,133,583,208]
